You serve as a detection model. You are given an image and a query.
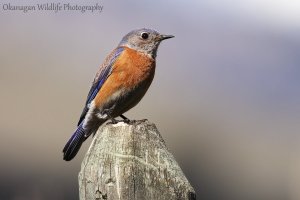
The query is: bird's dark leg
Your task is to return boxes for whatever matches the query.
[120,114,131,123]
[101,108,120,124]
[120,114,128,120]
[110,117,119,124]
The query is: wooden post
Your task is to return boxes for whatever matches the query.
[78,120,196,200]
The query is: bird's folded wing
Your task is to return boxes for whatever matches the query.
[77,47,124,126]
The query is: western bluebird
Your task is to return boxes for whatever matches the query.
[63,28,174,161]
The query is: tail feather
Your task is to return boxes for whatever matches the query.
[63,124,87,161]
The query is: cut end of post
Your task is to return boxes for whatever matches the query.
[79,119,196,200]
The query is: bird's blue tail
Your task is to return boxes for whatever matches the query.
[63,123,87,161]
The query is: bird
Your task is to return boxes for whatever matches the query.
[63,28,174,161]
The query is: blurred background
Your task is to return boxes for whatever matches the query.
[0,0,300,199]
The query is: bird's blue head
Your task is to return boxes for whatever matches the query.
[118,28,174,58]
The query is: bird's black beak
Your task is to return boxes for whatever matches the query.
[160,34,175,41]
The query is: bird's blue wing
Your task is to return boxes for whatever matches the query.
[77,47,124,126]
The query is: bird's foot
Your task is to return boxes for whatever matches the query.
[110,118,119,124]
[107,118,122,125]
[122,119,131,124]
[124,119,148,125]
[134,119,148,124]
[107,117,148,125]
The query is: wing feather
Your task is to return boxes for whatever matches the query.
[77,47,124,126]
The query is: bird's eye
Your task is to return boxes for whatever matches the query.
[141,32,149,39]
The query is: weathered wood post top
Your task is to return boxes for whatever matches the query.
[79,120,196,200]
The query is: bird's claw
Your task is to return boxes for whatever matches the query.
[125,119,147,125]
[107,118,148,125]
[122,118,131,124]
[107,118,122,124]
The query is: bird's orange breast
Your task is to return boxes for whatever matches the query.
[94,47,155,108]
